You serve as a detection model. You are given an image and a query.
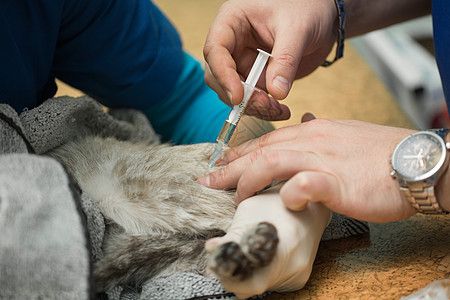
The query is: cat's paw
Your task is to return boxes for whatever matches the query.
[207,222,278,280]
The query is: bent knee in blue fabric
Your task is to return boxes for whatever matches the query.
[144,52,229,144]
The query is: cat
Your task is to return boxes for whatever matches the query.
[47,136,278,293]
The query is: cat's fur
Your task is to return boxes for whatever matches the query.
[47,136,278,293]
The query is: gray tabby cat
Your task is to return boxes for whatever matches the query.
[47,136,278,293]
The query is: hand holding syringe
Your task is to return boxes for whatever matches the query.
[209,49,272,167]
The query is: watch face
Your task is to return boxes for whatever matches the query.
[391,132,446,181]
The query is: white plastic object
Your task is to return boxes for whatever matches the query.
[209,49,271,167]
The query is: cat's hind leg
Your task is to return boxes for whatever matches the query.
[207,222,278,280]
[94,227,225,293]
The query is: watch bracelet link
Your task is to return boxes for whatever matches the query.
[400,186,444,214]
[427,128,449,140]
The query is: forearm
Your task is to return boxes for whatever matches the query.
[345,0,431,38]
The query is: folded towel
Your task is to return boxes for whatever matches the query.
[19,96,160,154]
[0,104,30,154]
[0,154,91,299]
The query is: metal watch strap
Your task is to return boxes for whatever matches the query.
[428,128,449,140]
[400,185,444,214]
[403,128,449,215]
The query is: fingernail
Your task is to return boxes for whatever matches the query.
[273,76,290,95]
[197,175,210,187]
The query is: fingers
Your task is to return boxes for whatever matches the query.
[301,112,316,122]
[218,116,322,165]
[265,23,306,100]
[204,63,233,107]
[234,150,321,203]
[203,17,244,106]
[280,171,340,211]
[216,125,300,165]
[198,153,255,190]
[203,50,244,106]
[244,90,291,121]
[198,130,299,189]
[198,149,323,204]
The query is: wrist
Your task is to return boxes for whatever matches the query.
[344,0,431,38]
[435,131,450,212]
[321,0,346,67]
[436,167,450,212]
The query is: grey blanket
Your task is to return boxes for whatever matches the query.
[0,96,369,300]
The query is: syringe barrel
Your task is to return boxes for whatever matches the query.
[216,120,237,145]
[213,49,271,148]
[226,82,255,125]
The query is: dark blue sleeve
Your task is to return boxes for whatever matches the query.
[432,0,450,112]
[54,0,183,110]
[0,1,63,112]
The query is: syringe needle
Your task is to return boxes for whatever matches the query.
[209,143,224,168]
[209,49,271,167]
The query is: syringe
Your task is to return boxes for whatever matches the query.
[209,49,272,167]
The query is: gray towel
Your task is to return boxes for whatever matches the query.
[0,96,369,300]
[19,96,160,154]
[110,273,236,300]
[0,104,29,154]
[0,154,90,299]
[321,212,370,241]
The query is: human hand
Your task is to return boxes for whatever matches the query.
[198,115,417,223]
[205,185,331,299]
[203,0,338,120]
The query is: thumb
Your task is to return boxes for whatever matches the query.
[280,171,340,211]
[266,27,305,100]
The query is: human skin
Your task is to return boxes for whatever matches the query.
[197,0,450,222]
[206,185,331,299]
[198,113,450,223]
[203,0,431,119]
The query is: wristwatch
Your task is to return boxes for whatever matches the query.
[390,129,450,214]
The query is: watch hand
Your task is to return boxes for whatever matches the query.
[418,148,424,157]
[403,155,420,159]
[419,158,425,168]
